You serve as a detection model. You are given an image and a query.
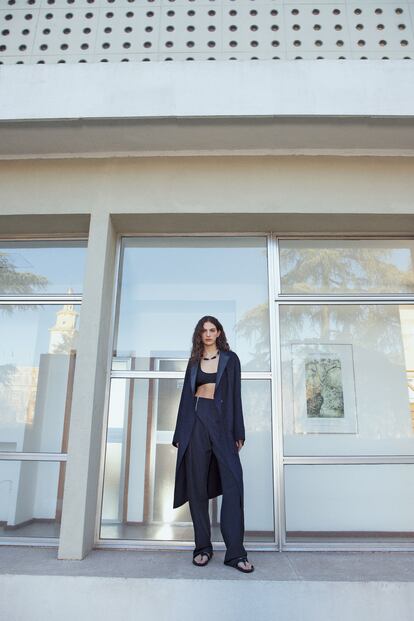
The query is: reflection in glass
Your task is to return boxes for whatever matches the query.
[0,240,87,295]
[113,236,270,371]
[285,464,414,543]
[280,304,414,456]
[0,460,65,538]
[279,239,414,295]
[100,378,274,543]
[0,305,80,453]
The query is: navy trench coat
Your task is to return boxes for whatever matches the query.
[172,349,245,509]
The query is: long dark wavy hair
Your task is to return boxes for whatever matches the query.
[189,315,230,364]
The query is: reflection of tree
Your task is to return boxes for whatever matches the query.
[0,251,49,295]
[0,252,50,387]
[283,304,405,366]
[52,332,77,355]
[278,244,414,363]
[233,247,414,371]
[235,303,270,370]
[0,364,16,387]
[0,251,49,316]
[279,246,414,438]
[0,365,16,424]
[280,247,414,294]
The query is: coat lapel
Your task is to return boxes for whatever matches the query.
[216,350,230,390]
[190,361,197,396]
[190,350,230,396]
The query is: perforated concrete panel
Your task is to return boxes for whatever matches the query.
[1,0,414,64]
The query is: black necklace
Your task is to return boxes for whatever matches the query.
[202,350,219,361]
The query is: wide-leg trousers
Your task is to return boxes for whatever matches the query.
[184,395,247,563]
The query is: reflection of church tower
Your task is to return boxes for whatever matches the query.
[48,287,79,354]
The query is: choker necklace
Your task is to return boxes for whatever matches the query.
[202,350,219,361]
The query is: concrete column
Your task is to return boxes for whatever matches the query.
[58,211,117,560]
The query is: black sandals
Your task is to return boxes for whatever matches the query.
[192,551,254,572]
[192,551,213,567]
[224,556,255,573]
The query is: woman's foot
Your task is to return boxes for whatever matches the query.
[193,551,213,566]
[224,556,255,573]
[237,559,254,571]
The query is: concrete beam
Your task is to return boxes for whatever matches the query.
[0,214,89,236]
[1,156,414,220]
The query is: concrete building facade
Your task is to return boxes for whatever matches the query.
[1,1,414,569]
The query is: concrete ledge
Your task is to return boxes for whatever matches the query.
[1,61,414,157]
[1,60,414,120]
[2,573,414,621]
[1,547,414,620]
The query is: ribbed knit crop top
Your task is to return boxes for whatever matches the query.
[196,365,217,388]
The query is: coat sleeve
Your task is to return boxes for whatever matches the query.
[232,352,246,445]
[172,359,191,448]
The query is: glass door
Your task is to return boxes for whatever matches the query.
[98,235,276,547]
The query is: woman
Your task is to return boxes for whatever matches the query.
[172,315,254,573]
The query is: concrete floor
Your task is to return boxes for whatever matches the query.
[1,545,414,582]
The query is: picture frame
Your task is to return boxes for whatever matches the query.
[290,342,358,434]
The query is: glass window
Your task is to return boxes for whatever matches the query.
[0,240,87,295]
[279,239,414,295]
[0,304,80,454]
[0,460,65,538]
[285,464,414,543]
[113,236,270,371]
[280,304,414,456]
[100,378,274,543]
[0,238,86,543]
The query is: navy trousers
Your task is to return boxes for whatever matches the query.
[184,395,247,563]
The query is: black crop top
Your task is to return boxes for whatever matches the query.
[196,365,217,388]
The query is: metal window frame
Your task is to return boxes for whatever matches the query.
[95,231,278,552]
[275,234,414,551]
[0,235,86,547]
[95,231,414,553]
[94,231,414,551]
[6,232,414,551]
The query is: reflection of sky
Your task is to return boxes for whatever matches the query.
[0,305,81,367]
[115,238,269,363]
[0,242,87,294]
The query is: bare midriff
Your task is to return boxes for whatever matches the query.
[195,383,215,399]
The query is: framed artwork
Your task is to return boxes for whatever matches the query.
[290,342,358,434]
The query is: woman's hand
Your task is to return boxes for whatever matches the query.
[235,439,244,451]
[176,442,179,447]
